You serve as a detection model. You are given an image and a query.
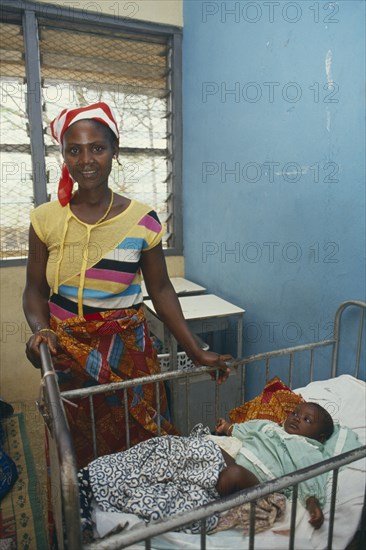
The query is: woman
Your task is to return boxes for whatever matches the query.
[23,102,231,467]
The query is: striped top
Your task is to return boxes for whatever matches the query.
[30,199,163,319]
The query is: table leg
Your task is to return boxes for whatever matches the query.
[237,315,243,358]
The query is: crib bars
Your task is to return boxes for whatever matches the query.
[38,300,366,549]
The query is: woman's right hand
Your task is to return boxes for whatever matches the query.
[25,329,59,369]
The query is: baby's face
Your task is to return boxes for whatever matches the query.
[283,403,325,442]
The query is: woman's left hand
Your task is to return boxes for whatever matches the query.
[192,350,232,384]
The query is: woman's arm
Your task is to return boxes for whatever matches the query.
[23,225,58,367]
[140,243,231,383]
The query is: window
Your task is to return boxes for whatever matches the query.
[0,17,31,259]
[0,1,182,263]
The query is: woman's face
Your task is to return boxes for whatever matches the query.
[62,119,118,191]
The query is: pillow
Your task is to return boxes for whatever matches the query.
[229,376,304,425]
[294,374,366,445]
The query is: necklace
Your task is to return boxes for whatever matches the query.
[95,190,114,224]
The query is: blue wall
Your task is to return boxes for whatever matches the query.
[182,1,366,390]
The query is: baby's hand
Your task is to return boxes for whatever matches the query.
[306,496,324,529]
[216,418,231,435]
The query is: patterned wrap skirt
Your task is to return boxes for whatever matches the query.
[78,430,225,535]
[49,306,178,469]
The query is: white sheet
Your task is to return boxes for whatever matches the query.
[294,375,366,550]
[92,375,366,550]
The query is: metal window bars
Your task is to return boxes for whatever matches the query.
[0,2,183,261]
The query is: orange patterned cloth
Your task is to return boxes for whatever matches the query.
[229,377,304,425]
[49,307,178,469]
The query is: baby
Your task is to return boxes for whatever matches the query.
[215,402,334,529]
[78,401,334,537]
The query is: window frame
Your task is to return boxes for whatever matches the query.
[0,0,183,266]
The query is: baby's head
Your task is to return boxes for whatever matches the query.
[283,402,334,443]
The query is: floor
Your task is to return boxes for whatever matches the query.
[1,401,48,549]
[21,401,48,523]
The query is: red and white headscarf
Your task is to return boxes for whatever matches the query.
[50,102,120,206]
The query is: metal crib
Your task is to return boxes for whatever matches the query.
[37,300,366,549]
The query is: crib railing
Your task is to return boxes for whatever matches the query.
[38,300,366,549]
[81,444,366,550]
[38,343,82,549]
[59,299,366,441]
[225,298,366,401]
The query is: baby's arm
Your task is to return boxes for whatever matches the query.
[306,496,324,529]
[215,418,233,435]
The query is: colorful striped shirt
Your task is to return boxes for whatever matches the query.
[30,199,163,319]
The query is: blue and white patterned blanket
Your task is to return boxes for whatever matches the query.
[86,430,225,533]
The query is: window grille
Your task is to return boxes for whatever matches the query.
[0,2,182,263]
[0,20,31,259]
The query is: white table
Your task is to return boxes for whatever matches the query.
[144,294,245,433]
[142,277,206,299]
[143,293,245,368]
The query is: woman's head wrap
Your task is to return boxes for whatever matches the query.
[50,102,119,206]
